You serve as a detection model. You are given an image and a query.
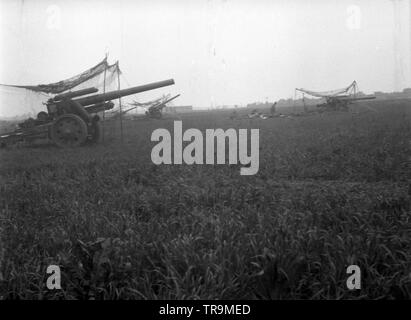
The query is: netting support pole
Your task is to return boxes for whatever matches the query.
[302,93,307,113]
[117,61,124,143]
[293,89,296,110]
[354,81,357,98]
[102,53,108,143]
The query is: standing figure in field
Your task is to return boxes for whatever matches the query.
[270,102,277,116]
[230,109,238,120]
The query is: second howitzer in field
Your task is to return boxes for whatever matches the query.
[146,94,181,118]
[1,79,175,147]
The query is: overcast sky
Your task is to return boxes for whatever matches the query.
[0,0,409,109]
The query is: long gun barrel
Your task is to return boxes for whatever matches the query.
[122,106,138,115]
[73,79,175,107]
[338,95,376,101]
[53,87,99,101]
[85,101,115,114]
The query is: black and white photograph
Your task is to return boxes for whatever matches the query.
[0,0,410,310]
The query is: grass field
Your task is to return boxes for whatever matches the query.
[0,100,410,299]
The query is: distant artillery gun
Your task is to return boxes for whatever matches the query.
[145,94,181,119]
[107,106,138,120]
[0,79,175,148]
[316,95,376,112]
[296,81,376,113]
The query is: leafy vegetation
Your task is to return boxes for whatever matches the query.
[0,100,410,299]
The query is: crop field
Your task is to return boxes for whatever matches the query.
[0,100,410,299]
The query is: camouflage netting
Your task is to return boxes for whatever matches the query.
[296,81,357,98]
[0,58,120,119]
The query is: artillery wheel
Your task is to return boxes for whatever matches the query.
[149,110,163,119]
[50,114,87,148]
[37,111,48,120]
[88,119,102,144]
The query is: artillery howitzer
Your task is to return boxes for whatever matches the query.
[296,82,376,113]
[146,94,181,119]
[107,106,138,120]
[0,79,175,148]
[317,95,376,112]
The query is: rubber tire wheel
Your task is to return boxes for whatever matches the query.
[50,114,88,148]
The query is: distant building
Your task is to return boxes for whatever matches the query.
[246,102,272,109]
[164,106,193,113]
